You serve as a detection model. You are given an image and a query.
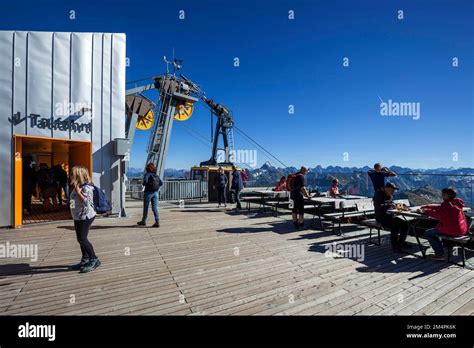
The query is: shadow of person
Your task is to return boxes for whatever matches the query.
[0,263,74,276]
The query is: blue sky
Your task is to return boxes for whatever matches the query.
[1,0,473,170]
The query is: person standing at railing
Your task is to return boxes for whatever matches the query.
[137,163,163,228]
[368,163,397,194]
[231,165,244,210]
[214,167,228,208]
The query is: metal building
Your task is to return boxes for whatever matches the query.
[0,31,126,227]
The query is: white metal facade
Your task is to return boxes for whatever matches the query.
[0,31,126,226]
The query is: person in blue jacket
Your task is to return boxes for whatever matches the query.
[137,163,163,227]
[230,165,244,210]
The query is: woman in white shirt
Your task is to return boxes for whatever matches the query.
[69,166,100,273]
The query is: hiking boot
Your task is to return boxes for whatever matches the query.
[137,221,146,226]
[152,221,160,228]
[427,254,446,261]
[70,258,89,270]
[80,258,101,273]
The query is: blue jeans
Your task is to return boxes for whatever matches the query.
[425,228,445,256]
[142,191,160,222]
[232,189,242,209]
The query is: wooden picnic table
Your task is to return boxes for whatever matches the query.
[387,206,471,258]
[304,195,370,230]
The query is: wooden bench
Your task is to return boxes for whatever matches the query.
[323,199,374,235]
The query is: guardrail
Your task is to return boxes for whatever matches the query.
[127,179,208,202]
[245,173,473,208]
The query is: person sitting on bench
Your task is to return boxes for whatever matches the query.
[374,182,410,252]
[421,188,468,261]
[274,176,287,191]
[328,179,340,198]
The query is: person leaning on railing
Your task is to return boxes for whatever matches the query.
[421,188,468,261]
[368,163,397,194]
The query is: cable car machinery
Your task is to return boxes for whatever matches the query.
[125,57,236,180]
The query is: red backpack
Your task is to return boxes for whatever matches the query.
[241,170,248,182]
[286,173,297,191]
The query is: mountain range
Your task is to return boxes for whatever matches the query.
[127,164,473,206]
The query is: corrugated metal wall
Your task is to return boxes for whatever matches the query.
[0,31,126,226]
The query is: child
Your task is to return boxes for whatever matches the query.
[422,188,468,260]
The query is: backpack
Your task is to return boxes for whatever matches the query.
[286,173,297,191]
[241,170,248,182]
[86,184,111,214]
[145,173,163,192]
[39,169,56,187]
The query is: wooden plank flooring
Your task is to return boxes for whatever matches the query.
[0,199,473,315]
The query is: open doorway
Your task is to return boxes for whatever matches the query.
[13,135,92,227]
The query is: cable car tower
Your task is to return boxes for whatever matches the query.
[125,57,235,179]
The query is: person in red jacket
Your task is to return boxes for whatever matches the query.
[421,188,468,260]
[274,176,287,191]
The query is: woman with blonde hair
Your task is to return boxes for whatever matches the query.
[69,165,100,273]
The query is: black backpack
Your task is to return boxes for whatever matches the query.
[145,173,163,191]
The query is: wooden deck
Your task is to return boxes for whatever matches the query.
[0,199,473,315]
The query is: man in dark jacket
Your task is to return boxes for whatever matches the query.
[214,167,228,208]
[230,165,244,210]
[368,163,397,194]
[54,164,69,206]
[290,166,311,229]
[373,183,410,252]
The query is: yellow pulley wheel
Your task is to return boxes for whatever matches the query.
[136,109,154,130]
[174,101,194,121]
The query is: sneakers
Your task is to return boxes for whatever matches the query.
[137,221,146,226]
[80,258,101,273]
[152,221,160,228]
[70,258,89,270]
[427,254,446,261]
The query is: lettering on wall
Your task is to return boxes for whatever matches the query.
[9,112,92,134]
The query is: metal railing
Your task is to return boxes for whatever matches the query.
[245,173,473,208]
[127,178,208,202]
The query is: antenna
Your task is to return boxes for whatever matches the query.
[163,50,183,75]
